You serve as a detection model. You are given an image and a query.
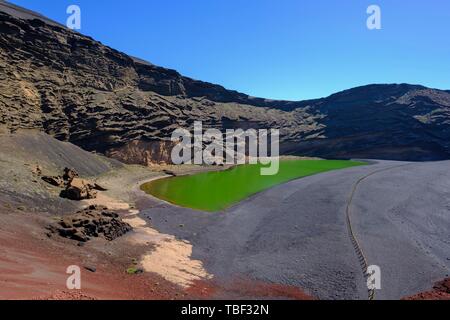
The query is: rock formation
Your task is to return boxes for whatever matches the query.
[42,167,104,200]
[61,177,98,201]
[1,2,450,162]
[47,205,132,242]
[41,175,65,187]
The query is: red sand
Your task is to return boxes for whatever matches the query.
[404,279,450,300]
[187,278,315,300]
[0,211,182,300]
[0,210,314,300]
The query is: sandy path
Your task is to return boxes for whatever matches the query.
[82,179,213,289]
[123,214,213,288]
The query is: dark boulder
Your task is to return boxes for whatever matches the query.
[41,175,65,187]
[63,167,79,182]
[48,205,132,242]
[60,178,98,200]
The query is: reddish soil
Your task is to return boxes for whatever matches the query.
[0,209,184,300]
[0,208,314,300]
[404,279,450,300]
[4,207,449,301]
[187,278,315,300]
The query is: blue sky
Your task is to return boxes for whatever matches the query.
[8,0,450,100]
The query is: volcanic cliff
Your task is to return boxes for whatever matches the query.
[1,1,450,163]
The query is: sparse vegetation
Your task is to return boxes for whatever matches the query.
[126,267,143,275]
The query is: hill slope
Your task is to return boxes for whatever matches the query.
[1,2,450,162]
[0,129,120,213]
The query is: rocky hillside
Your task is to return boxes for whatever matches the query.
[0,129,120,214]
[1,1,450,162]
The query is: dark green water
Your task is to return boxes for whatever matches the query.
[141,160,366,212]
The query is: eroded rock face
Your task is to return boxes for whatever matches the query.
[41,167,103,200]
[63,167,78,182]
[1,3,450,161]
[41,175,64,187]
[60,178,97,201]
[48,205,132,242]
[0,5,318,165]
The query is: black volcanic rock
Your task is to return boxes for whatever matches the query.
[48,205,132,242]
[1,2,450,162]
[296,85,450,161]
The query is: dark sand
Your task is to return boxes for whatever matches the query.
[139,160,450,300]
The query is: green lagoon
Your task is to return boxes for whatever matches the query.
[141,160,366,212]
